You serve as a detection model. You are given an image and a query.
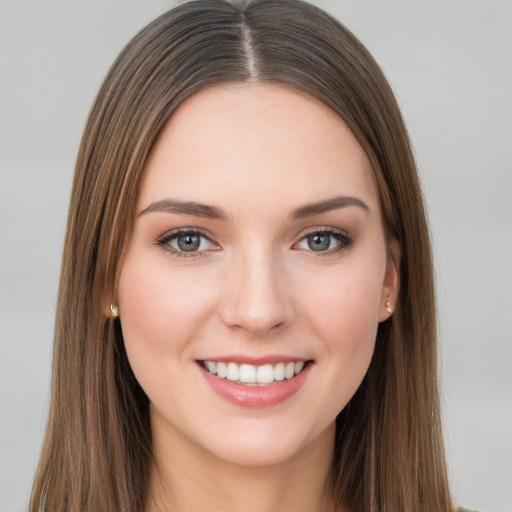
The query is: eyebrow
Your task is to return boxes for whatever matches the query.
[138,195,369,221]
[290,196,370,219]
[138,199,228,220]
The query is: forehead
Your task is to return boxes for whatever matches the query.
[139,83,379,215]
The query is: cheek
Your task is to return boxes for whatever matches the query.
[300,259,383,335]
[296,260,384,391]
[117,257,215,378]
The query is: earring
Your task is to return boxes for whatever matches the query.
[385,301,392,314]
[110,303,119,319]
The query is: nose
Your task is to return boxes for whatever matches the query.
[219,247,295,336]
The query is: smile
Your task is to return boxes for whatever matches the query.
[202,360,306,386]
[199,358,313,407]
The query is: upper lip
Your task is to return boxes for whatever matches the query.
[197,355,311,365]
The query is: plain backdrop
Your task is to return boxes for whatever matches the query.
[0,1,511,511]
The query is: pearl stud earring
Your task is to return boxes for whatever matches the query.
[110,304,119,319]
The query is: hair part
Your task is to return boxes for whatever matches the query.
[31,1,452,511]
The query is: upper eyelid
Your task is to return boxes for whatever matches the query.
[156,226,350,248]
[292,226,353,252]
[158,227,214,242]
[156,229,218,259]
[294,226,349,241]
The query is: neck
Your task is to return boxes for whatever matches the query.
[146,422,338,512]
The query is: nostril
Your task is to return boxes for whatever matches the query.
[218,258,296,334]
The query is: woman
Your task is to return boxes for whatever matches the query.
[30,0,458,510]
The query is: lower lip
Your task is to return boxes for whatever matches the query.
[199,362,312,408]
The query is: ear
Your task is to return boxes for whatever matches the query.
[378,238,401,322]
[101,280,117,319]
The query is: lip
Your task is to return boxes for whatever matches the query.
[200,354,309,365]
[198,357,313,408]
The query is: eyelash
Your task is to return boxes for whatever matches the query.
[156,228,217,258]
[156,227,353,258]
[294,227,353,256]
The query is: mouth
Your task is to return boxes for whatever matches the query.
[198,358,313,407]
[201,360,309,386]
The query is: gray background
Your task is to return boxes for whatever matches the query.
[1,1,511,511]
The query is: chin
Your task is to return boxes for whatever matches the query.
[191,418,335,469]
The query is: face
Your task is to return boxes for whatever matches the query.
[115,84,398,468]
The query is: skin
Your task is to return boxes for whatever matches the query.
[114,84,399,512]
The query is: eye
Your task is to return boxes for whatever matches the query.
[294,229,352,253]
[157,229,217,256]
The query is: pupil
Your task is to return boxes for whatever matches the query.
[178,234,200,251]
[308,233,330,251]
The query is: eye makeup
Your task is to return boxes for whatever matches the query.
[156,227,219,258]
[155,225,354,259]
[293,226,353,255]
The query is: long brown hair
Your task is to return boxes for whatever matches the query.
[30,1,453,510]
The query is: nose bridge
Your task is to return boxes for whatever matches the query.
[221,243,293,335]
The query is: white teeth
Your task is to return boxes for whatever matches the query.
[216,362,227,378]
[274,362,285,381]
[256,364,274,384]
[202,360,307,385]
[226,362,239,381]
[239,364,256,383]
